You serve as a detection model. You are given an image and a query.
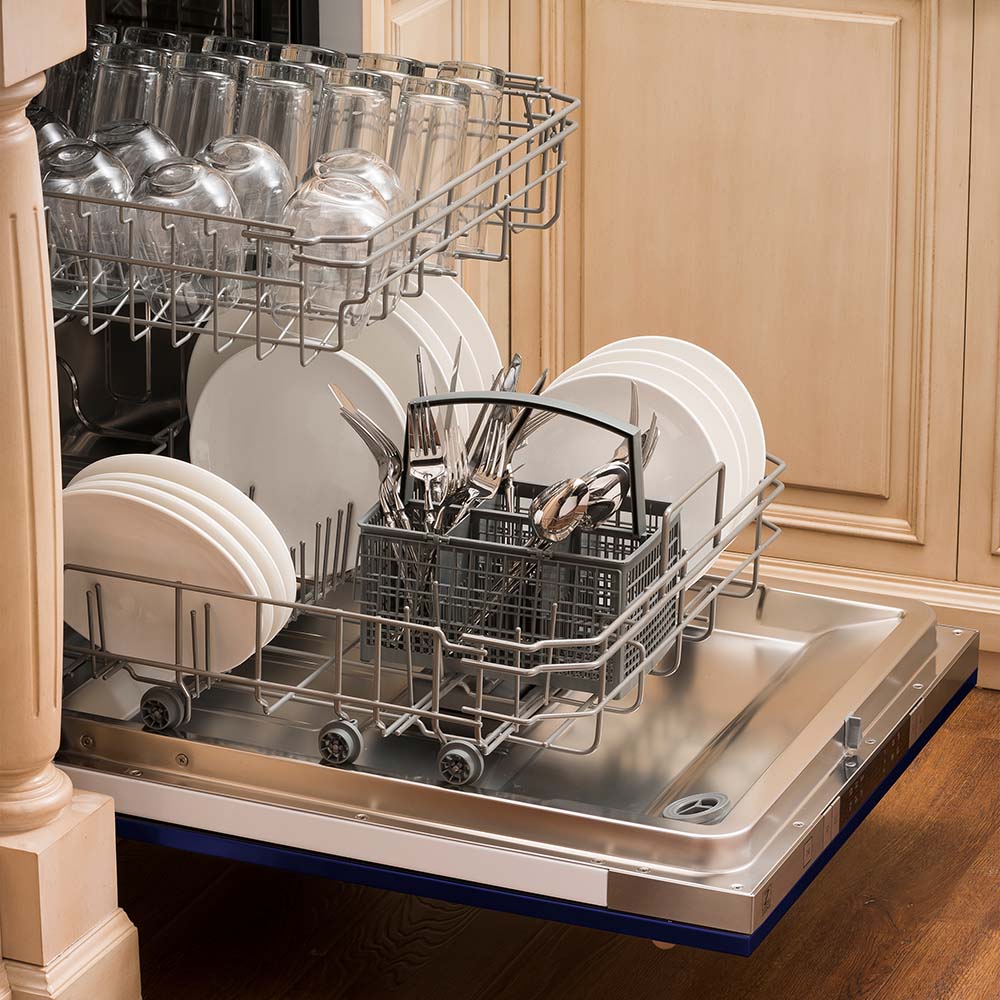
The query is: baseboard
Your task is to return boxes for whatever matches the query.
[715,552,1000,669]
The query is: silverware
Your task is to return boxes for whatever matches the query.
[529,477,591,544]
[447,407,508,528]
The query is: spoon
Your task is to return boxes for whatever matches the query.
[529,476,591,545]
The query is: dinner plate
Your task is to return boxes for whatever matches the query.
[64,487,259,672]
[556,348,751,503]
[65,476,275,645]
[189,346,406,563]
[553,357,745,520]
[590,336,766,493]
[517,370,724,578]
[73,471,292,640]
[69,453,297,607]
[422,274,503,384]
[404,289,487,392]
[186,307,460,431]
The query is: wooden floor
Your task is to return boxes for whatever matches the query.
[118,688,1000,1000]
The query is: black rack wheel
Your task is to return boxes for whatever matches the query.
[437,741,485,787]
[140,686,186,732]
[318,719,363,766]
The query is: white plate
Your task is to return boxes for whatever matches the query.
[186,307,462,432]
[189,347,406,563]
[556,349,750,502]
[589,336,766,491]
[422,274,503,384]
[64,487,259,672]
[405,290,486,392]
[65,476,275,645]
[72,471,291,640]
[69,454,297,607]
[517,370,724,577]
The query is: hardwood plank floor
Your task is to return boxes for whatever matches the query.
[117,689,1000,1000]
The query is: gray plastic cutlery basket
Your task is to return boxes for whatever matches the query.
[355,396,682,694]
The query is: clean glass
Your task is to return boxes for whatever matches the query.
[356,52,425,149]
[389,76,470,261]
[305,149,406,314]
[271,173,392,340]
[239,61,313,182]
[89,120,179,183]
[436,61,504,254]
[196,134,292,224]
[159,52,238,155]
[201,36,268,119]
[279,44,347,123]
[40,23,116,131]
[87,44,166,132]
[121,27,191,52]
[130,158,243,323]
[311,68,391,160]
[41,139,132,309]
[27,105,74,156]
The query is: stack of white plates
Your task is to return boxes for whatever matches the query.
[185,277,502,560]
[518,336,766,578]
[64,454,296,674]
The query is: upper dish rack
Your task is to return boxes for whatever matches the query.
[45,63,578,362]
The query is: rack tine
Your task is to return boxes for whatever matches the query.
[321,516,333,597]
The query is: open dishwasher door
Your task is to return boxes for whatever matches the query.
[59,578,978,956]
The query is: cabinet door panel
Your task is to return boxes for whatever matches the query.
[513,0,970,578]
[959,0,1000,587]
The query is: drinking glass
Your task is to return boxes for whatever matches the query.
[389,76,470,261]
[89,120,179,183]
[279,44,347,123]
[159,52,238,155]
[27,105,74,156]
[271,173,392,341]
[305,149,406,314]
[239,61,313,182]
[311,68,391,160]
[201,36,268,119]
[436,61,504,254]
[357,53,425,152]
[87,44,167,133]
[41,24,117,131]
[130,158,243,323]
[40,139,132,309]
[196,134,292,224]
[121,27,191,52]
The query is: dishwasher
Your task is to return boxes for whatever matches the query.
[46,2,978,959]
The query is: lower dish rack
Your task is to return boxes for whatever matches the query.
[62,448,785,786]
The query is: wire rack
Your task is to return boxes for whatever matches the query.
[45,64,578,366]
[62,449,785,785]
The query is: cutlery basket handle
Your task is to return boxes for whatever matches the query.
[403,390,649,539]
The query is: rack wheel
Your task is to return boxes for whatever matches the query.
[437,742,485,787]
[319,719,363,766]
[140,686,185,732]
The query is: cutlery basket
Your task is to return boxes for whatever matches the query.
[355,482,682,694]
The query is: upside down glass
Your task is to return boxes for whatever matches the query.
[87,44,166,133]
[89,120,179,183]
[389,76,470,263]
[436,61,504,254]
[279,44,347,124]
[27,105,74,156]
[356,52,425,150]
[201,36,268,120]
[40,23,117,132]
[159,52,238,155]
[311,68,391,160]
[305,149,406,314]
[239,61,313,182]
[196,134,292,224]
[271,174,392,341]
[121,26,191,52]
[130,158,244,324]
[40,139,132,309]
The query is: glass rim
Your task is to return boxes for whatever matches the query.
[399,76,470,104]
[93,43,169,69]
[436,60,505,91]
[322,67,393,94]
[121,26,191,51]
[89,23,118,44]
[357,52,426,77]
[201,35,270,60]
[168,51,239,77]
[246,61,313,88]
[280,44,348,69]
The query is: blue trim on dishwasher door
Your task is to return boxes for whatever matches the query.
[115,667,977,957]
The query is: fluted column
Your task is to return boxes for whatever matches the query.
[0,5,141,997]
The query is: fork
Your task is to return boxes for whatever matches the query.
[446,407,508,529]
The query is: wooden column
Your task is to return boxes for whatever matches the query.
[0,4,141,997]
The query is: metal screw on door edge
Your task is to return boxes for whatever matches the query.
[793,821,805,829]
[175,753,189,767]
[126,769,143,777]
[913,683,924,691]
[355,813,368,821]
[637,866,649,873]
[866,738,877,745]
[731,883,743,890]
[80,735,94,749]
